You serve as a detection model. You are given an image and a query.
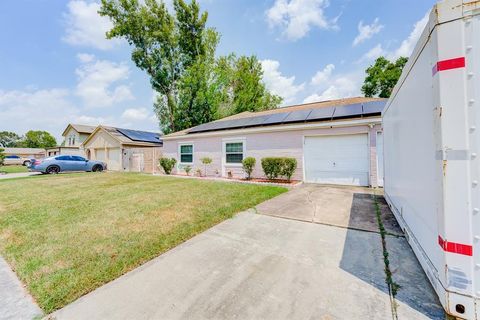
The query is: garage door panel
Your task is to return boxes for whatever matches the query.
[306,171,368,186]
[304,134,369,186]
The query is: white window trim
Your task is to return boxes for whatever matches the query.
[222,138,246,173]
[178,142,194,165]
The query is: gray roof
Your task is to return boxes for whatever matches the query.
[63,124,97,136]
[167,97,386,137]
[102,126,163,146]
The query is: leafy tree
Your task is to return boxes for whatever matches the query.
[0,148,5,167]
[361,56,408,98]
[215,55,282,118]
[100,0,282,134]
[0,131,22,147]
[18,131,57,148]
[100,0,212,134]
[173,29,221,130]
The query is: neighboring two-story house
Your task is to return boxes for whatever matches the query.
[45,124,96,157]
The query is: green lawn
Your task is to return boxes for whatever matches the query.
[0,173,287,313]
[0,165,28,174]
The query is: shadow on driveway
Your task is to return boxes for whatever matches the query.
[258,184,445,319]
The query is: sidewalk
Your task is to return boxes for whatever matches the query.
[0,257,42,320]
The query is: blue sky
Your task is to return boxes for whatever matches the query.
[0,0,435,141]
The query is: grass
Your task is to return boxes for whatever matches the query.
[0,165,28,174]
[0,172,287,313]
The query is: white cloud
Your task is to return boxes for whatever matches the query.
[352,18,383,47]
[358,43,387,63]
[266,0,337,41]
[0,89,80,141]
[63,0,120,50]
[121,107,150,121]
[75,54,133,108]
[260,59,305,104]
[358,12,429,63]
[311,64,335,86]
[77,53,95,63]
[304,66,362,103]
[391,12,429,59]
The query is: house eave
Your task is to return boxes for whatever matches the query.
[162,117,382,141]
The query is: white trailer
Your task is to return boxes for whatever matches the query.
[383,0,480,318]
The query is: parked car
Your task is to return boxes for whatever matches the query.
[4,155,33,166]
[29,155,107,174]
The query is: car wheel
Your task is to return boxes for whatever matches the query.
[46,165,60,174]
[23,160,31,166]
[92,165,103,172]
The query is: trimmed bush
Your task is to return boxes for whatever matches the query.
[242,157,256,179]
[281,158,297,181]
[159,157,177,175]
[261,158,283,180]
[261,157,297,181]
[184,165,192,176]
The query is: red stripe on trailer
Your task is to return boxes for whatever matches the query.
[438,236,473,256]
[432,57,466,75]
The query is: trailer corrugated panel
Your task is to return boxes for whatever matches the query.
[383,1,480,319]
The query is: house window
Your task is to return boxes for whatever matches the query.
[180,144,193,163]
[225,142,243,164]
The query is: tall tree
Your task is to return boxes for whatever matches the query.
[100,0,282,134]
[215,54,282,118]
[0,131,21,147]
[362,56,408,98]
[100,0,213,134]
[18,131,57,148]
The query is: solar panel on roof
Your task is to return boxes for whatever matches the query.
[243,115,272,127]
[262,112,291,125]
[283,109,313,123]
[332,103,363,119]
[362,100,386,115]
[117,128,162,144]
[306,106,335,121]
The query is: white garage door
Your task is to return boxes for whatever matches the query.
[95,149,106,161]
[304,134,369,186]
[107,148,121,171]
[94,148,121,171]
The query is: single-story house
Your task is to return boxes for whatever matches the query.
[82,126,163,172]
[162,97,386,187]
[46,124,96,157]
[3,147,46,162]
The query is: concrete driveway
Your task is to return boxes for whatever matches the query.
[52,184,444,320]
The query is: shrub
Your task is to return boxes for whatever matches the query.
[200,157,212,176]
[159,157,176,175]
[261,158,282,180]
[0,148,4,167]
[242,157,256,179]
[184,165,192,176]
[281,158,297,181]
[261,157,297,181]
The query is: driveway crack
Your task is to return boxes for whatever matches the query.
[374,193,400,320]
[305,189,318,222]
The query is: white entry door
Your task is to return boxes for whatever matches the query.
[376,132,384,187]
[304,134,369,186]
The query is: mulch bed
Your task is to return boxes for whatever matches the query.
[239,178,301,185]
